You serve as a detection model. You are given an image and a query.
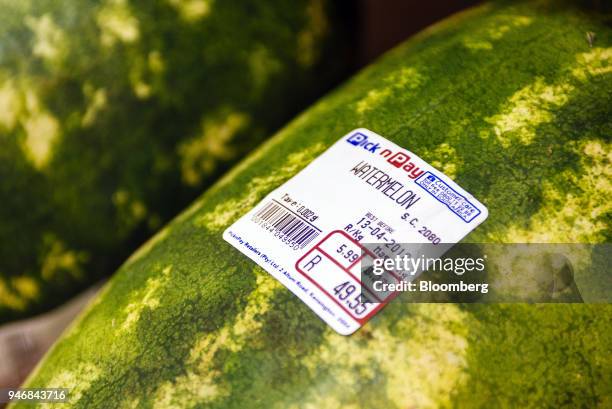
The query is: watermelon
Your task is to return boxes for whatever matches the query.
[0,0,355,322]
[16,1,612,408]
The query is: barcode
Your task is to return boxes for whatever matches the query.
[252,201,320,249]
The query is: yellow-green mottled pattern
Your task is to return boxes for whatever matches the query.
[0,0,354,322]
[16,1,611,408]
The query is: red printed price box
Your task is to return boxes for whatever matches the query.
[296,230,400,323]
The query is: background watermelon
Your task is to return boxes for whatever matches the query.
[0,0,355,322]
[15,0,612,408]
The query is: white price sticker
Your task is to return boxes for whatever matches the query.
[224,129,488,335]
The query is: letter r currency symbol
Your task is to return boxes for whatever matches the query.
[304,255,322,271]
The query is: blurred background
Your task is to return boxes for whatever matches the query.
[0,0,479,392]
[357,0,477,66]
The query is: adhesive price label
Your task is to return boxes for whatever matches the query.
[223,128,488,335]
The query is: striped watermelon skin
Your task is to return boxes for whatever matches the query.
[16,1,612,408]
[0,0,354,322]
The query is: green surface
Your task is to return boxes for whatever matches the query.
[17,1,612,408]
[0,0,353,322]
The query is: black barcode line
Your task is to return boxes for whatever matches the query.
[252,201,320,249]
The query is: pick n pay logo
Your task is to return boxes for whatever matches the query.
[346,132,425,179]
[346,133,381,153]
